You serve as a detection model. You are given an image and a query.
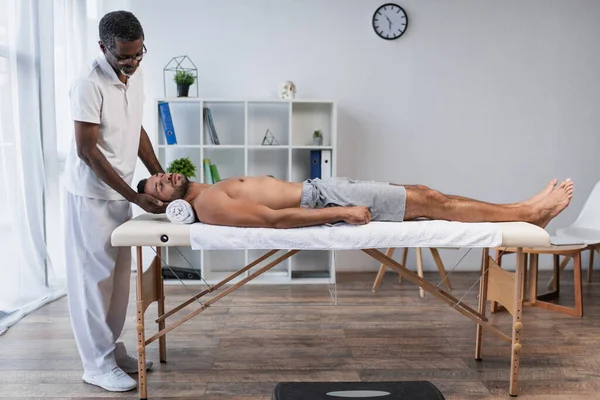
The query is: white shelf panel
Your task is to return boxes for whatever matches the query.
[158,145,202,148]
[158,145,333,150]
[247,145,289,149]
[156,97,335,104]
[292,146,333,150]
[202,145,245,149]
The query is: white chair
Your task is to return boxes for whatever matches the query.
[551,179,600,285]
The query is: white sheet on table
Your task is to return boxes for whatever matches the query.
[190,220,503,250]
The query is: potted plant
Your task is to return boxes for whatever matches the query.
[167,157,197,178]
[173,70,196,97]
[312,129,323,146]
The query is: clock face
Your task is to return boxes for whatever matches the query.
[372,3,408,40]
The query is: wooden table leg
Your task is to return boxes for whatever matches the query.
[509,248,525,397]
[399,248,408,283]
[136,247,148,400]
[475,248,489,360]
[430,248,452,290]
[527,254,538,306]
[416,248,425,298]
[490,249,503,313]
[575,251,583,316]
[156,247,167,363]
[588,247,595,283]
[372,248,396,292]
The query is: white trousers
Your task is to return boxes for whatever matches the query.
[64,191,132,375]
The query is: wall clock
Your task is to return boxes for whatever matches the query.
[372,3,408,40]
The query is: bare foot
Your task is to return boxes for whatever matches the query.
[532,179,574,228]
[523,179,558,205]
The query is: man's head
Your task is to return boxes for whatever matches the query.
[98,11,146,77]
[138,173,191,202]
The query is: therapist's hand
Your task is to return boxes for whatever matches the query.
[135,193,167,214]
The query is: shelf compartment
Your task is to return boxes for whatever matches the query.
[202,250,247,283]
[290,250,332,280]
[291,148,315,183]
[247,147,289,181]
[158,147,202,181]
[202,101,245,146]
[203,147,245,182]
[162,246,202,279]
[247,101,290,146]
[158,102,201,146]
[247,249,290,283]
[292,102,334,147]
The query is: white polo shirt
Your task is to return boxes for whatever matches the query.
[63,55,145,201]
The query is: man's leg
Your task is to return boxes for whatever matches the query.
[64,193,137,392]
[396,179,557,207]
[401,180,573,228]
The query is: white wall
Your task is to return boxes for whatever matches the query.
[111,0,600,272]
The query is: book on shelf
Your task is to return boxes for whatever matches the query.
[210,164,221,182]
[203,107,220,145]
[203,158,221,184]
[158,102,177,144]
[310,149,332,179]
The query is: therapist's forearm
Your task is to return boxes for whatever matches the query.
[80,147,139,203]
[138,126,164,175]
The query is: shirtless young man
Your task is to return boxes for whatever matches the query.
[137,174,573,229]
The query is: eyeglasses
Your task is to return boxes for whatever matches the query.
[104,43,147,64]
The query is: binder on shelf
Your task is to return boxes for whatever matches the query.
[203,158,214,184]
[310,150,321,179]
[158,102,177,144]
[320,149,332,178]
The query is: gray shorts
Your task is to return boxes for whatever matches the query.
[300,177,407,222]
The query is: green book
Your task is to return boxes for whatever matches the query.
[210,164,221,182]
[203,159,213,184]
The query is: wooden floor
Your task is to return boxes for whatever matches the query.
[1,269,600,399]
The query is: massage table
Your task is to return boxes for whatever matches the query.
[111,213,551,399]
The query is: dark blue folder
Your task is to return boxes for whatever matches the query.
[310,150,321,179]
[158,102,177,145]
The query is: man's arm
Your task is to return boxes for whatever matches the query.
[75,121,164,213]
[194,191,371,228]
[138,126,164,175]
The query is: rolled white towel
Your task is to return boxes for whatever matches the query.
[166,199,196,224]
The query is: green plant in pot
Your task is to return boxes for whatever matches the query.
[173,70,196,97]
[167,157,197,178]
[313,129,323,146]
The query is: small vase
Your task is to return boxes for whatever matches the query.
[177,83,190,97]
[313,136,323,146]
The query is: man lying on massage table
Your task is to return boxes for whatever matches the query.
[136,174,573,228]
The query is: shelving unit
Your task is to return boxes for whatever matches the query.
[155,98,337,285]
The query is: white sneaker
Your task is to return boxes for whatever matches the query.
[82,366,137,392]
[117,353,154,374]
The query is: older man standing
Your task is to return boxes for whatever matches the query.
[63,10,164,392]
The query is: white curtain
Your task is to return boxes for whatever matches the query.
[0,0,65,335]
[0,0,117,335]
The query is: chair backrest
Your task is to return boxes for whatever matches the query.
[571,179,600,229]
